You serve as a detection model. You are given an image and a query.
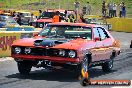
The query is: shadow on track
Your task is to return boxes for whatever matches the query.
[6,67,117,82]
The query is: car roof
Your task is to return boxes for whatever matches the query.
[48,22,95,27]
[47,9,65,12]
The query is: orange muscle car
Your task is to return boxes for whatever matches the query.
[11,22,120,77]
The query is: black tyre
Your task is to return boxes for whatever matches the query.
[130,44,132,48]
[80,78,88,86]
[17,61,32,75]
[75,56,89,78]
[102,55,114,72]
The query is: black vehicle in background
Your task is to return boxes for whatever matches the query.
[30,10,66,28]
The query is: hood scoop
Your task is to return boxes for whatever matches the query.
[34,39,68,47]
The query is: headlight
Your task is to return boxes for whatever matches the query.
[59,50,65,56]
[68,50,76,58]
[25,48,31,54]
[14,47,21,54]
[39,24,43,28]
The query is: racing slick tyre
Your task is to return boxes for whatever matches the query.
[80,77,90,86]
[130,44,132,48]
[17,61,32,75]
[102,55,114,72]
[75,56,89,78]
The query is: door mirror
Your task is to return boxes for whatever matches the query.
[94,37,101,41]
[33,32,39,37]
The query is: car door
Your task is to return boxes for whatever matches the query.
[97,27,113,60]
[91,27,104,62]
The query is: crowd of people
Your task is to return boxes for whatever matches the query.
[102,1,126,18]
[74,0,127,18]
[51,11,81,23]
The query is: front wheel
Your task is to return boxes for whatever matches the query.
[102,56,114,72]
[75,56,89,78]
[17,61,32,75]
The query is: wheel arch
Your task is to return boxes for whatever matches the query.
[85,52,92,65]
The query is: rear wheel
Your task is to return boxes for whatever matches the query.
[102,55,114,72]
[17,61,32,75]
[130,44,132,48]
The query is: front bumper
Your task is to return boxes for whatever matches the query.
[12,54,80,64]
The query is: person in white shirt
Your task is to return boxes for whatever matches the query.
[119,2,123,17]
[108,3,113,17]
[86,2,91,15]
[113,3,117,17]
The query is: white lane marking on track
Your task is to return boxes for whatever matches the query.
[0,57,13,62]
[111,80,132,88]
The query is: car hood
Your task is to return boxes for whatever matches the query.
[12,37,92,50]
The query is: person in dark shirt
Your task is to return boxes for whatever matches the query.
[12,11,16,17]
[122,2,126,18]
[78,14,86,23]
[102,1,107,16]
[17,13,22,25]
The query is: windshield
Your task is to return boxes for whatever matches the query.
[39,12,55,19]
[39,25,92,40]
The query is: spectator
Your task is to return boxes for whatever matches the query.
[74,0,80,11]
[29,13,34,26]
[52,11,61,23]
[78,14,86,23]
[102,1,107,16]
[74,0,80,22]
[12,11,16,17]
[86,2,91,15]
[64,10,67,18]
[39,10,42,16]
[8,10,11,13]
[122,2,126,18]
[108,3,113,17]
[17,15,21,25]
[65,14,75,23]
[113,3,117,17]
[119,2,123,17]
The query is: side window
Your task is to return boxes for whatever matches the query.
[101,28,110,38]
[83,27,92,40]
[98,27,108,40]
[93,27,100,39]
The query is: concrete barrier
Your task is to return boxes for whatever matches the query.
[0,31,39,57]
[84,15,132,32]
[106,18,132,32]
[6,26,35,31]
[0,28,6,31]
[84,15,102,19]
